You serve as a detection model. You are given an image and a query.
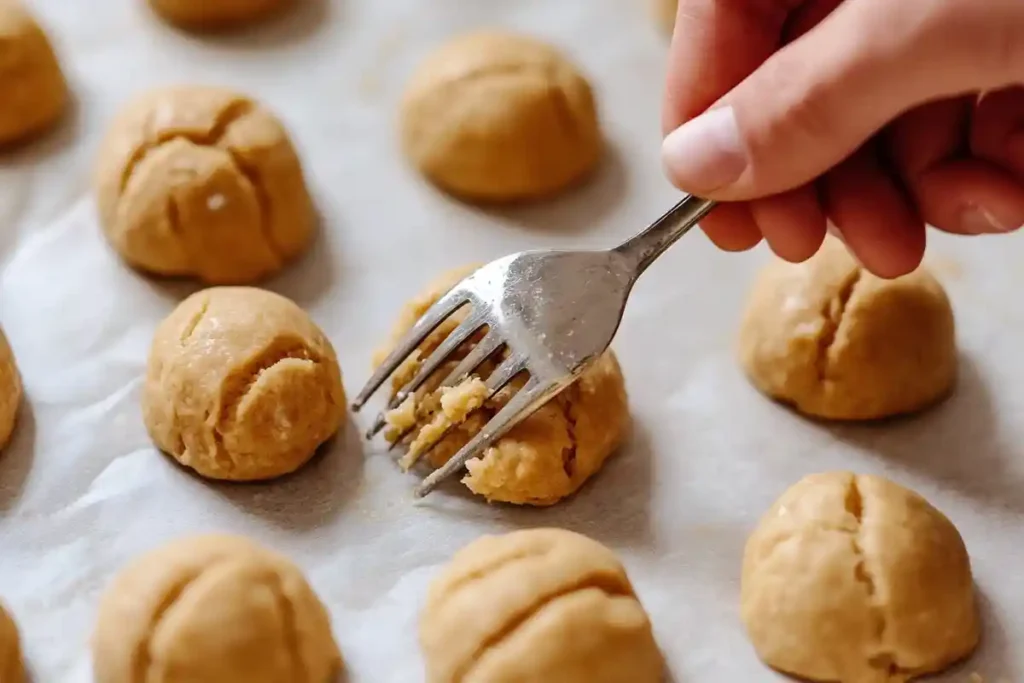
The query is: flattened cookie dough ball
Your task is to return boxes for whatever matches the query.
[742,472,978,683]
[375,266,629,506]
[0,601,24,683]
[95,86,314,284]
[738,239,956,420]
[149,0,287,30]
[93,534,342,683]
[0,0,68,146]
[400,31,603,203]
[422,528,662,683]
[144,287,346,481]
[0,327,21,452]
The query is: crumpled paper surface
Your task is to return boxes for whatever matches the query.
[0,1,1022,681]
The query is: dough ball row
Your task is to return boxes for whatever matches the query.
[0,471,978,683]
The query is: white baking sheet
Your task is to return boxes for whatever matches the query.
[1,1,1022,681]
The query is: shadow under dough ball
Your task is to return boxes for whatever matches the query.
[94,86,315,285]
[737,238,956,420]
[741,472,978,683]
[143,287,346,481]
[421,528,663,683]
[0,601,24,683]
[0,327,22,452]
[0,0,68,146]
[92,534,342,683]
[149,0,289,30]
[374,266,630,506]
[400,30,603,203]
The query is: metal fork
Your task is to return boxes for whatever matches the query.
[351,194,717,498]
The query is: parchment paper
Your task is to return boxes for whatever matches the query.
[1,1,1021,681]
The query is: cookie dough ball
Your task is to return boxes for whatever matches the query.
[0,328,21,452]
[0,602,23,683]
[742,472,978,683]
[652,0,677,33]
[375,266,629,506]
[143,287,346,481]
[0,0,67,146]
[95,86,314,284]
[149,0,287,30]
[422,528,662,683]
[400,31,603,203]
[738,239,956,420]
[93,534,342,683]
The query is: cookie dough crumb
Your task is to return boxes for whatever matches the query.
[397,377,488,469]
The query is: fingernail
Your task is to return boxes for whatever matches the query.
[661,106,747,193]
[959,206,1015,234]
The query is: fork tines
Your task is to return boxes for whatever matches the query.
[351,282,551,498]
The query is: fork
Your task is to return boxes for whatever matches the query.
[351,194,717,498]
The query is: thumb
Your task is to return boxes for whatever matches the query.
[660,0,1024,201]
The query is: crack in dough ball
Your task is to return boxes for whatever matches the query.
[0,0,67,146]
[741,472,979,683]
[0,601,23,683]
[0,327,21,452]
[143,287,346,481]
[421,528,663,683]
[94,86,315,284]
[92,534,342,683]
[400,31,603,203]
[737,239,956,420]
[375,266,630,506]
[148,0,288,30]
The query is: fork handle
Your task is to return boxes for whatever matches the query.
[614,194,718,277]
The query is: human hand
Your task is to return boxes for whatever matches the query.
[660,0,1024,277]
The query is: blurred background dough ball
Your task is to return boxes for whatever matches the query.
[92,534,342,683]
[143,287,346,481]
[0,601,23,683]
[0,0,68,146]
[737,238,956,420]
[421,528,663,683]
[94,86,314,285]
[374,266,630,506]
[741,472,978,683]
[149,0,288,30]
[652,0,677,34]
[400,30,603,203]
[0,327,21,452]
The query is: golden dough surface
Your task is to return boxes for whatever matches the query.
[652,0,677,33]
[741,472,979,683]
[92,534,342,683]
[94,85,314,284]
[0,327,21,452]
[421,528,663,683]
[400,30,603,203]
[0,601,23,683]
[376,266,630,506]
[0,0,67,145]
[738,239,957,420]
[149,0,287,30]
[143,287,346,482]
